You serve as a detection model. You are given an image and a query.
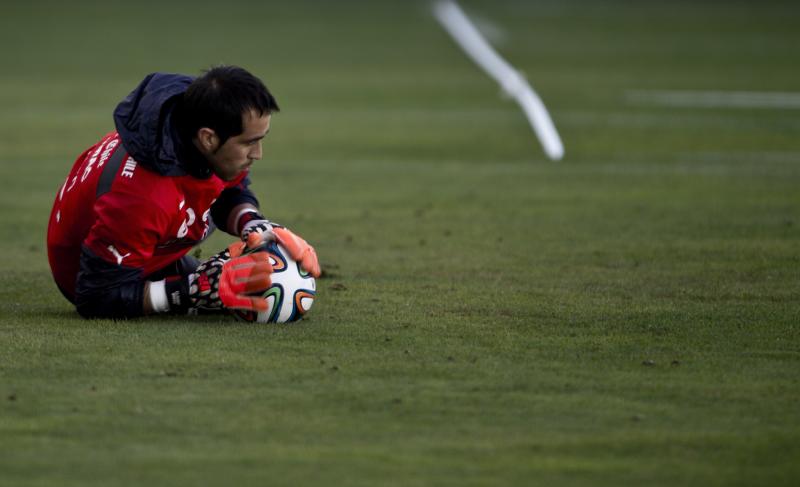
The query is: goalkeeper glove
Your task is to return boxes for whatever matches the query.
[153,233,273,314]
[273,227,321,278]
[238,210,277,244]
[236,210,321,278]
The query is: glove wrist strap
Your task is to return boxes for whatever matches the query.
[235,210,266,236]
[164,275,192,314]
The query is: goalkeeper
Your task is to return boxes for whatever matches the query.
[46,65,320,319]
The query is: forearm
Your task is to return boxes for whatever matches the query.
[75,246,145,319]
[142,278,190,315]
[210,178,260,235]
[76,246,189,318]
[142,281,161,314]
[227,203,260,237]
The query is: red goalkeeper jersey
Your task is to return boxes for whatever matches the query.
[47,131,248,300]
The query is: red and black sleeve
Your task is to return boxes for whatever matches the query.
[74,246,145,318]
[210,174,260,235]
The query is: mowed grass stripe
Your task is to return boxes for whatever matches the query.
[1,1,799,486]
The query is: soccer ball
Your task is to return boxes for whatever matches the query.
[234,241,316,323]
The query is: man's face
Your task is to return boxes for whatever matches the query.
[204,110,271,181]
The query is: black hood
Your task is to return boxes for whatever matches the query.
[113,72,211,178]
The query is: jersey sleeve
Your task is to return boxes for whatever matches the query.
[74,246,145,318]
[210,172,260,235]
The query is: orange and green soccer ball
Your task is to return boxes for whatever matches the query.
[234,241,316,323]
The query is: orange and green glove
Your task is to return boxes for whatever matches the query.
[273,227,321,278]
[237,211,321,279]
[188,233,273,312]
[156,233,273,314]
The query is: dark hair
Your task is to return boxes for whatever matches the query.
[175,65,279,145]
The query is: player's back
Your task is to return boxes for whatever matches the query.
[47,132,173,300]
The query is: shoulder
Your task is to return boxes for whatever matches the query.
[97,161,181,229]
[117,161,179,203]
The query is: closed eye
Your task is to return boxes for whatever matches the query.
[244,128,270,145]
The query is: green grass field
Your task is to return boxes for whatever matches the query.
[1,1,799,485]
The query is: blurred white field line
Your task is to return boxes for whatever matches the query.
[679,151,800,164]
[470,12,509,45]
[432,0,564,161]
[626,90,800,109]
[558,111,800,129]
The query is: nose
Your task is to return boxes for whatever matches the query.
[249,142,262,161]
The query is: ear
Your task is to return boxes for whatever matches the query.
[196,127,219,153]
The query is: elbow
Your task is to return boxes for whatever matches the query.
[75,246,145,319]
[75,301,101,319]
[74,291,136,319]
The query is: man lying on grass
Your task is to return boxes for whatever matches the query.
[47,66,320,319]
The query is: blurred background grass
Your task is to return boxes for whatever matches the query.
[0,1,799,486]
